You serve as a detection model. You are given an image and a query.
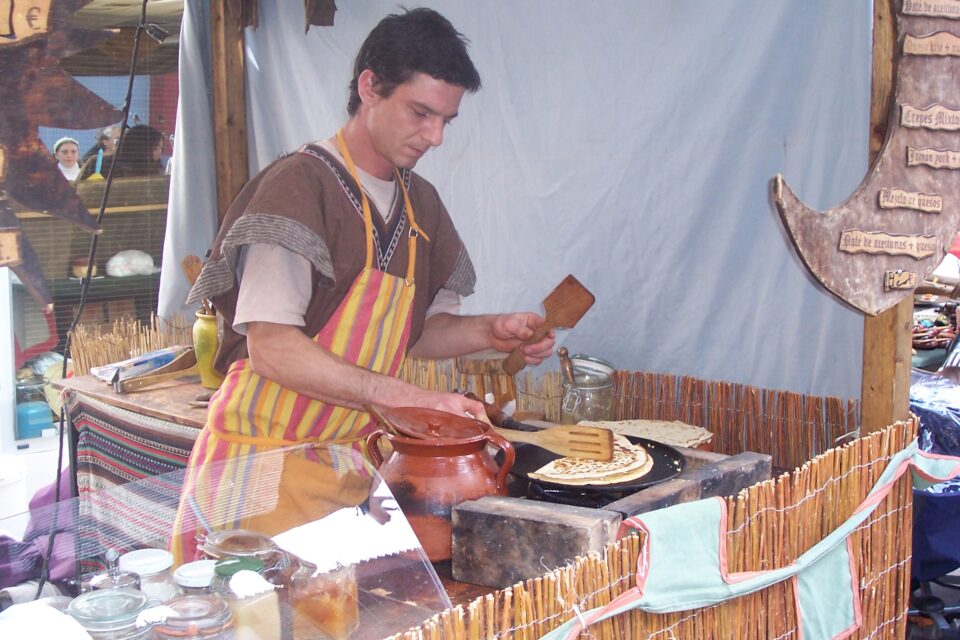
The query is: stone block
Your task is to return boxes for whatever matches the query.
[451,496,621,589]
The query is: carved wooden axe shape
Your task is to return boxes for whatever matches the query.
[501,275,595,375]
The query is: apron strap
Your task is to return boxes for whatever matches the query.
[336,129,424,283]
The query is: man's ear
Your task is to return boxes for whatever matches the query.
[357,69,381,105]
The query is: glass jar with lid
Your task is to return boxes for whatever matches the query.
[119,548,181,603]
[174,559,219,595]
[290,561,360,640]
[66,587,154,639]
[560,354,615,423]
[153,593,235,639]
[199,529,293,587]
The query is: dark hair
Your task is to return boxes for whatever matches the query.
[347,7,481,115]
[112,125,165,177]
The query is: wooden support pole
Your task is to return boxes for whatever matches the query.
[210,0,249,225]
[861,0,912,433]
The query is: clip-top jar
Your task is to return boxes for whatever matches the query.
[67,588,154,639]
[119,548,180,603]
[199,529,292,587]
[153,594,235,639]
[560,354,615,423]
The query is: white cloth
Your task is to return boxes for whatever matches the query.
[57,163,80,181]
[164,0,871,399]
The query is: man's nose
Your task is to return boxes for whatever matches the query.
[423,119,444,148]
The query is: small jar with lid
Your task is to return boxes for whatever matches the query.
[199,529,291,587]
[153,593,235,639]
[560,354,615,423]
[120,548,181,603]
[67,587,154,639]
[174,559,218,595]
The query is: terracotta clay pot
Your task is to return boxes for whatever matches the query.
[365,408,515,561]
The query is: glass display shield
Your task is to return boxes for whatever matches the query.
[0,443,451,639]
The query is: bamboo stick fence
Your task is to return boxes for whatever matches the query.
[69,315,192,376]
[397,360,860,472]
[386,419,916,640]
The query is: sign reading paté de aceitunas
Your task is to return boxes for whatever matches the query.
[839,229,938,259]
[903,0,960,19]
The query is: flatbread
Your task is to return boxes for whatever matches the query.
[529,434,654,486]
[578,419,712,448]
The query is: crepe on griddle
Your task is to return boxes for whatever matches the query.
[529,434,654,486]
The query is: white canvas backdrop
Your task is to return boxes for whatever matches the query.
[160,0,872,400]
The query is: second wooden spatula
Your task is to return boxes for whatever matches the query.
[468,394,613,461]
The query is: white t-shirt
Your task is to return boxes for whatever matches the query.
[233,139,462,335]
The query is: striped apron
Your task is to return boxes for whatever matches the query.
[172,130,429,561]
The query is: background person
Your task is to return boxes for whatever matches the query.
[53,137,80,181]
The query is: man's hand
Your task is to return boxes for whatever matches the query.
[490,312,555,365]
[404,389,486,420]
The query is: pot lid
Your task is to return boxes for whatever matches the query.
[383,407,488,441]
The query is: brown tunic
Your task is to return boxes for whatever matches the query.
[188,144,476,374]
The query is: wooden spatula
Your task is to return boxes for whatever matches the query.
[468,393,613,461]
[181,254,203,286]
[502,275,595,375]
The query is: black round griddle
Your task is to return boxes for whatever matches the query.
[508,436,685,493]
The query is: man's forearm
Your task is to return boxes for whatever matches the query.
[407,313,495,359]
[247,322,426,409]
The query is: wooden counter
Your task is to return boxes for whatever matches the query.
[53,372,208,429]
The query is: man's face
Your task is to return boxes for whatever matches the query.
[56,142,78,167]
[364,71,466,175]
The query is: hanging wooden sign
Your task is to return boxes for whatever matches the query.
[773,1,960,315]
[0,0,120,306]
[0,228,21,267]
[903,0,960,19]
[885,270,919,290]
[0,0,52,44]
[907,146,960,168]
[877,188,943,212]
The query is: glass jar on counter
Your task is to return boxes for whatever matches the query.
[218,569,280,640]
[66,588,154,639]
[119,548,180,603]
[153,594,235,639]
[560,354,615,423]
[174,560,219,595]
[199,529,293,587]
[290,562,360,640]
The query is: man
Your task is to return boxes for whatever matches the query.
[53,137,80,181]
[174,8,553,558]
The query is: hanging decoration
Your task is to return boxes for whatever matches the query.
[774,0,960,315]
[0,0,120,307]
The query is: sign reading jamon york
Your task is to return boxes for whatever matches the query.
[772,3,960,316]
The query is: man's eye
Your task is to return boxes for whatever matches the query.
[413,110,426,118]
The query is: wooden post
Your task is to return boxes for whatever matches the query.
[210,0,249,225]
[861,0,912,433]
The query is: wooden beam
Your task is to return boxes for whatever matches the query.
[861,0,912,433]
[210,0,249,226]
